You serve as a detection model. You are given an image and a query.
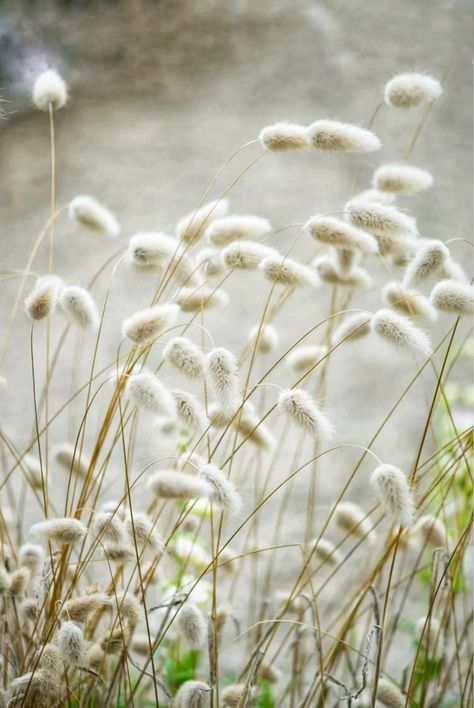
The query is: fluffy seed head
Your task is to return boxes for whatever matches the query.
[24,275,63,320]
[259,122,310,150]
[222,240,278,270]
[334,502,375,544]
[18,543,44,574]
[32,69,67,110]
[311,538,343,565]
[127,231,177,268]
[68,195,120,237]
[54,442,91,478]
[8,568,30,597]
[376,678,405,707]
[177,603,207,649]
[346,199,418,253]
[332,312,371,346]
[307,119,381,153]
[205,347,240,416]
[126,372,177,418]
[195,247,224,276]
[164,337,204,378]
[39,644,63,675]
[248,324,278,353]
[173,535,211,569]
[62,594,112,623]
[430,280,474,316]
[172,390,209,432]
[206,215,272,246]
[122,303,180,343]
[306,216,378,254]
[149,470,212,500]
[175,286,228,312]
[373,164,433,194]
[355,189,396,205]
[93,512,128,546]
[177,452,206,473]
[402,240,449,287]
[384,73,442,108]
[313,255,372,289]
[59,286,99,330]
[176,198,229,243]
[221,684,256,706]
[174,680,211,708]
[198,464,242,515]
[125,513,164,551]
[234,410,275,449]
[31,517,87,545]
[57,621,86,666]
[277,389,334,439]
[370,464,415,527]
[414,515,447,547]
[382,282,437,321]
[371,308,432,357]
[286,345,327,374]
[260,255,320,288]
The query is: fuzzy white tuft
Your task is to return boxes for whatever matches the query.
[24,275,63,320]
[277,389,334,439]
[176,199,229,243]
[205,215,272,246]
[376,678,405,707]
[163,337,204,379]
[248,324,279,353]
[149,470,212,500]
[286,345,327,374]
[205,348,240,416]
[306,216,378,254]
[222,240,278,270]
[307,120,381,153]
[402,240,449,287]
[384,73,442,108]
[430,280,474,316]
[172,389,209,432]
[31,518,87,545]
[346,199,418,254]
[122,303,180,344]
[68,195,120,237]
[198,463,242,514]
[370,464,415,527]
[373,164,433,194]
[332,312,372,346]
[259,122,310,150]
[371,308,432,357]
[382,282,437,321]
[260,255,320,288]
[174,680,211,708]
[59,286,100,330]
[32,69,67,110]
[175,286,228,312]
[126,372,177,418]
[57,621,86,667]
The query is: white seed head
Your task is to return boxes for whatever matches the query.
[175,286,228,312]
[31,517,87,545]
[177,603,207,649]
[373,164,433,194]
[177,452,206,473]
[173,535,211,569]
[308,120,381,153]
[355,189,396,205]
[54,442,91,478]
[222,240,278,270]
[248,324,278,353]
[174,680,211,708]
[313,255,372,289]
[306,216,378,254]
[92,512,128,546]
[234,410,275,449]
[195,247,225,276]
[371,308,432,357]
[221,684,257,707]
[127,231,177,267]
[334,502,375,544]
[125,513,164,551]
[332,312,372,346]
[32,69,67,110]
[149,470,212,499]
[24,275,63,320]
[163,337,204,379]
[126,372,177,418]
[39,643,64,675]
[370,464,415,527]
[59,286,99,330]
[198,463,242,514]
[18,543,44,574]
[177,198,229,243]
[286,345,327,374]
[8,568,31,597]
[122,303,180,344]
[259,122,310,150]
[430,280,474,316]
[382,282,437,321]
[277,389,334,439]
[402,240,450,287]
[68,195,120,237]
[205,215,272,246]
[385,73,442,108]
[346,199,418,253]
[311,538,343,565]
[376,678,405,707]
[62,593,112,623]
[172,389,209,432]
[260,255,320,288]
[414,514,447,547]
[439,258,467,283]
[205,347,240,416]
[57,621,86,666]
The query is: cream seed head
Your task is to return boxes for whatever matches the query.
[371,308,432,357]
[311,538,343,565]
[176,198,229,243]
[221,240,278,270]
[7,567,31,597]
[286,345,327,374]
[308,119,381,153]
[376,678,405,707]
[125,513,164,551]
[57,621,86,667]
[370,464,415,527]
[149,470,212,500]
[126,372,177,418]
[205,347,240,416]
[313,255,373,289]
[62,593,112,623]
[260,254,320,288]
[430,280,474,316]
[205,214,272,246]
[59,286,100,330]
[248,324,278,353]
[163,337,204,379]
[278,389,334,439]
[18,543,44,574]
[414,514,447,547]
[221,684,256,707]
[234,410,275,449]
[439,258,468,283]
[177,602,207,649]
[127,231,177,268]
[402,240,450,287]
[373,164,433,194]
[92,512,128,546]
[174,680,211,708]
[385,73,442,108]
[306,216,378,254]
[31,517,87,545]
[198,463,242,515]
[346,198,418,249]
[172,389,209,432]
[24,275,63,320]
[32,69,67,110]
[68,195,120,237]
[175,285,229,312]
[122,303,180,344]
[382,282,437,321]
[39,643,64,675]
[332,312,372,346]
[259,122,310,150]
[177,451,206,473]
[334,502,375,544]
[54,442,91,478]
[195,246,225,276]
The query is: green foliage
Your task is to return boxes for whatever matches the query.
[164,648,201,694]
